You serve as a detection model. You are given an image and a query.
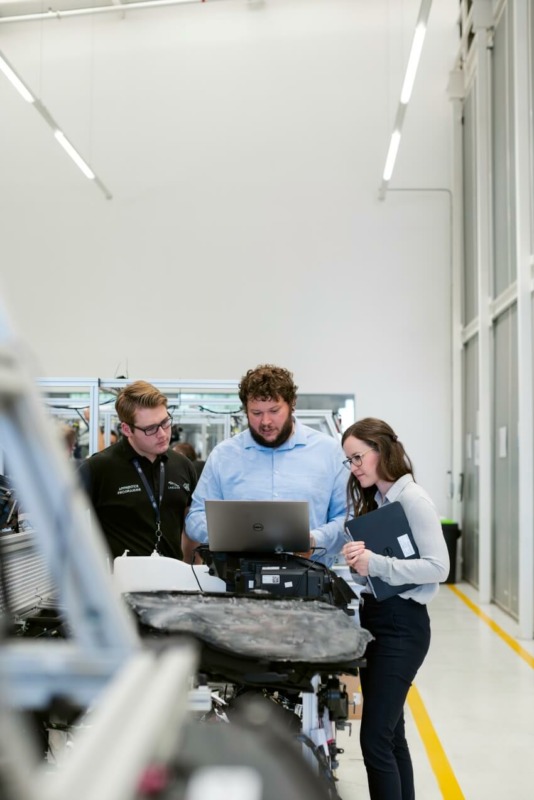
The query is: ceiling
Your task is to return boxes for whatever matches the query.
[0,0,459,410]
[0,0,459,203]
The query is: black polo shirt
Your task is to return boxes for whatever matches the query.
[79,437,197,559]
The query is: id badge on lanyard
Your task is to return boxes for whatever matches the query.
[133,459,165,555]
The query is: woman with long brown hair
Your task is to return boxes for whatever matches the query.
[342,417,449,800]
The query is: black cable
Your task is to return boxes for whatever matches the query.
[197,405,242,415]
[189,549,206,594]
[294,545,327,581]
[290,549,329,598]
[47,398,118,413]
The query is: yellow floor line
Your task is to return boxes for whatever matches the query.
[382,585,532,799]
[407,583,534,798]
[447,584,534,669]
[408,684,465,800]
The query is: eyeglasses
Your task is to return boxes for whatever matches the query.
[131,415,173,437]
[342,448,374,471]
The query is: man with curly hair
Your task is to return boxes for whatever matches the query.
[184,364,346,565]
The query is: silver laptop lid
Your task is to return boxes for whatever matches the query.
[205,500,310,553]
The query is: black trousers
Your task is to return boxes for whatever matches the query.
[358,593,431,800]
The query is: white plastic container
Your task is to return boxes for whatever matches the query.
[113,553,226,594]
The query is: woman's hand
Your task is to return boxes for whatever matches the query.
[342,540,372,576]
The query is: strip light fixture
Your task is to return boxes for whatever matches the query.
[0,49,112,199]
[378,0,432,200]
[54,131,95,180]
[0,52,34,102]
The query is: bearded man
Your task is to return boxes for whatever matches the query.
[184,364,346,565]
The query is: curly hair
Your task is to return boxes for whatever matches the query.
[342,417,414,517]
[115,381,168,427]
[238,364,298,409]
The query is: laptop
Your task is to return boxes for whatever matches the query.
[205,500,310,553]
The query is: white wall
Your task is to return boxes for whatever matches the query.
[0,0,458,514]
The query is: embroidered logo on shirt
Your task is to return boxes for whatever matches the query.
[167,480,191,492]
[117,484,142,495]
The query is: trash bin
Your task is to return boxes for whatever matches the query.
[441,520,460,584]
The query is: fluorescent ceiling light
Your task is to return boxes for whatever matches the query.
[378,0,432,200]
[0,54,34,103]
[400,22,427,104]
[383,131,401,182]
[0,48,110,197]
[54,131,95,180]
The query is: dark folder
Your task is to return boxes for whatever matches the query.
[345,501,420,601]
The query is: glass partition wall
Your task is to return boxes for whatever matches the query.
[35,378,355,460]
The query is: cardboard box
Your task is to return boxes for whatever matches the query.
[341,673,363,720]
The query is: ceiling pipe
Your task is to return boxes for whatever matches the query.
[0,0,229,25]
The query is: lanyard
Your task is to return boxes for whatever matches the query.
[133,458,165,553]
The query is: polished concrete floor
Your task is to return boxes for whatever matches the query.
[335,581,534,799]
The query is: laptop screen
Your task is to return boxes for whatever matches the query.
[205,500,310,553]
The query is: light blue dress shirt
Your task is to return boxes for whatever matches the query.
[185,418,348,565]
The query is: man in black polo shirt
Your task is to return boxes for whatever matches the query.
[79,380,197,560]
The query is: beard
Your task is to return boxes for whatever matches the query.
[248,411,294,449]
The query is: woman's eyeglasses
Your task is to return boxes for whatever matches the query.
[342,448,374,471]
[131,415,173,437]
